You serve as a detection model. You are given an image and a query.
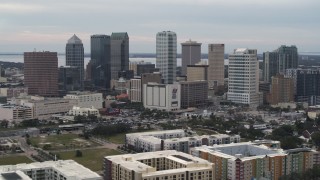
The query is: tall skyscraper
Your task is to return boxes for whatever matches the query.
[90,35,111,89]
[263,45,298,82]
[208,44,225,89]
[111,32,129,80]
[263,51,278,82]
[181,40,201,76]
[65,34,84,90]
[156,31,177,84]
[24,51,58,97]
[227,48,260,106]
[296,68,320,105]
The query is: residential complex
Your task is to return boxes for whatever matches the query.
[104,150,215,180]
[66,34,84,90]
[125,129,240,153]
[24,51,58,97]
[156,31,177,84]
[191,142,320,180]
[0,160,102,180]
[143,83,181,111]
[227,48,260,107]
[180,80,208,109]
[208,44,225,89]
[181,40,201,76]
[64,92,103,109]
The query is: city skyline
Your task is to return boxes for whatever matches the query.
[0,0,319,54]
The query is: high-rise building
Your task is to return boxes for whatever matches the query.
[208,44,225,89]
[181,40,201,76]
[24,51,58,97]
[111,32,129,80]
[296,68,320,105]
[136,64,158,76]
[267,74,294,105]
[90,35,111,89]
[263,51,278,82]
[263,45,298,82]
[187,65,208,81]
[180,80,208,108]
[227,48,260,106]
[156,31,177,84]
[58,66,81,95]
[65,34,84,89]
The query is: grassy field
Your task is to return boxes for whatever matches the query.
[58,148,122,171]
[30,134,100,150]
[103,132,126,144]
[194,128,217,135]
[0,155,33,165]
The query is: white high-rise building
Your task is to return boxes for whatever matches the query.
[227,48,260,107]
[156,31,177,84]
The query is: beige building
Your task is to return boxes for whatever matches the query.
[64,92,103,109]
[186,65,208,81]
[180,80,208,109]
[129,78,142,102]
[12,96,77,120]
[0,87,28,98]
[68,106,100,117]
[104,150,215,180]
[208,44,225,89]
[0,104,33,122]
[267,74,294,105]
[0,160,102,180]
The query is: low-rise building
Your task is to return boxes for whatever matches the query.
[126,129,240,153]
[12,96,77,120]
[0,87,28,98]
[143,83,181,111]
[0,104,33,122]
[191,142,320,180]
[64,91,103,109]
[0,160,102,180]
[104,150,215,180]
[68,106,100,117]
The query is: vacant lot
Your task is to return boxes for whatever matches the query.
[0,155,33,165]
[30,134,99,150]
[57,148,122,171]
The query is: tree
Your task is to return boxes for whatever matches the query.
[43,144,52,150]
[75,150,83,157]
[0,120,9,128]
[311,132,320,147]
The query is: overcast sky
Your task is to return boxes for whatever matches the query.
[0,0,319,54]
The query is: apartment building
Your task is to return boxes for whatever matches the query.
[0,160,102,180]
[191,142,320,180]
[126,129,240,153]
[104,150,215,180]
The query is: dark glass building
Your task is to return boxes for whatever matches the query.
[58,66,81,96]
[90,35,111,89]
[110,32,129,80]
[296,69,320,105]
[66,34,84,90]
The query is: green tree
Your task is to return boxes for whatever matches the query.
[311,132,320,147]
[43,144,52,150]
[75,150,83,157]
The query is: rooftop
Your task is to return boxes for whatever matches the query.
[0,160,101,180]
[105,150,213,175]
[67,34,82,44]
